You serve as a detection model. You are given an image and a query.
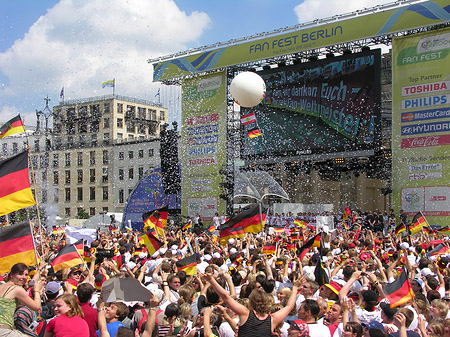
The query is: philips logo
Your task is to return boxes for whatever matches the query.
[417,32,450,53]
[198,75,222,92]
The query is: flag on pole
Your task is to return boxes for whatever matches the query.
[314,256,329,286]
[60,87,64,99]
[51,244,84,272]
[343,207,352,221]
[297,233,321,261]
[437,226,450,236]
[410,212,427,234]
[155,88,160,97]
[207,224,216,233]
[221,205,266,235]
[395,223,406,236]
[426,243,450,257]
[102,79,115,88]
[0,115,26,139]
[382,269,414,308]
[262,244,276,255]
[219,225,245,245]
[74,239,84,257]
[247,127,262,139]
[176,255,197,275]
[0,151,36,217]
[0,221,37,274]
[182,220,192,231]
[294,219,307,228]
[240,112,256,125]
[142,209,165,238]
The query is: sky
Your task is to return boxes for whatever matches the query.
[0,0,397,127]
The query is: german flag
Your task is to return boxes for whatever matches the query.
[423,226,434,235]
[273,228,286,236]
[294,220,307,228]
[0,115,26,139]
[139,231,163,256]
[113,255,126,269]
[158,206,169,228]
[52,226,65,235]
[297,233,321,261]
[0,221,37,274]
[51,244,84,272]
[314,256,329,286]
[262,244,276,255]
[182,220,192,231]
[0,151,36,217]
[74,239,84,257]
[343,207,352,221]
[222,205,266,235]
[83,246,92,263]
[219,225,245,245]
[437,226,450,236]
[208,224,216,233]
[412,212,427,228]
[383,269,414,308]
[247,127,262,139]
[426,243,450,257]
[142,209,164,238]
[290,233,300,241]
[176,255,197,275]
[312,234,321,248]
[395,223,406,236]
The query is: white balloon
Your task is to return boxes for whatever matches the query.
[230,71,266,108]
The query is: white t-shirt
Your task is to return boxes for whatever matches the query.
[308,323,331,337]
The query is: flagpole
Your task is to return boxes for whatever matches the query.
[25,132,45,256]
[113,78,116,96]
[259,202,264,234]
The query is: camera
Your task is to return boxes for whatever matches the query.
[29,321,39,331]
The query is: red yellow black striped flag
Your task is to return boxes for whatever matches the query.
[298,233,321,261]
[395,223,406,236]
[74,239,84,257]
[247,127,262,139]
[262,244,276,255]
[221,205,266,235]
[51,244,84,272]
[0,115,25,139]
[142,207,167,238]
[0,151,36,217]
[383,269,414,308]
[0,221,37,274]
[176,254,197,275]
[219,225,245,245]
[139,230,163,256]
[182,220,192,231]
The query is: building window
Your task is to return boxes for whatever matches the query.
[90,187,95,201]
[78,121,88,134]
[54,188,59,203]
[77,169,83,184]
[77,152,83,166]
[65,208,71,217]
[53,154,59,168]
[117,118,123,128]
[119,169,124,180]
[90,104,100,118]
[119,189,124,203]
[102,167,108,183]
[65,188,71,202]
[138,123,146,134]
[79,106,87,118]
[42,171,47,182]
[149,109,156,120]
[42,190,47,203]
[138,167,144,180]
[102,186,108,201]
[32,155,38,169]
[34,140,40,152]
[90,121,99,133]
[117,133,123,141]
[79,134,87,147]
[102,207,108,213]
[102,150,109,164]
[77,187,83,201]
[119,152,124,160]
[67,136,74,148]
[91,134,98,147]
[128,151,133,159]
[129,168,134,180]
[104,133,110,145]
[160,111,165,121]
[138,149,144,158]
[90,207,95,216]
[65,170,70,184]
[65,153,71,167]
[89,151,95,165]
[103,118,110,129]
[148,149,154,157]
[117,103,123,113]
[104,103,110,113]
[53,171,59,185]
[138,107,146,119]
[126,120,135,133]
[128,189,133,197]
[90,169,95,183]
[40,155,48,169]
[66,123,75,135]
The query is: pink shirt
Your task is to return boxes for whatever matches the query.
[46,314,89,337]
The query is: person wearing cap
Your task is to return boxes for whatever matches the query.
[320,281,342,303]
[287,319,310,337]
[130,287,164,334]
[297,299,331,337]
[40,281,63,320]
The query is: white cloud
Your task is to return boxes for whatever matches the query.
[294,0,397,23]
[0,0,211,122]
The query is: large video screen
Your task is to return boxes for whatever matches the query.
[241,49,381,161]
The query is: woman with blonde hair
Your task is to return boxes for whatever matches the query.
[203,272,304,336]
[44,294,89,337]
[430,299,449,320]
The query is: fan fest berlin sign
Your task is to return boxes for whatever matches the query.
[392,27,450,227]
[153,0,450,81]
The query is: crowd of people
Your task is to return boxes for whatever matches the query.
[1,208,449,337]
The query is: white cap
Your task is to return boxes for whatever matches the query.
[421,267,433,277]
[139,252,147,259]
[228,238,235,245]
[127,261,136,269]
[400,242,410,250]
[203,254,212,261]
[213,252,221,259]
[230,248,237,255]
[249,245,255,250]
[159,248,167,255]
[152,252,159,258]
[171,245,178,250]
[171,250,177,256]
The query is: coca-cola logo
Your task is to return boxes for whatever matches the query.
[409,136,440,148]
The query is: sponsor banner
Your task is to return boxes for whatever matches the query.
[392,27,450,227]
[153,0,450,81]
[401,107,450,123]
[181,72,226,221]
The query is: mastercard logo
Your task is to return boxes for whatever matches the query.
[402,113,414,122]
